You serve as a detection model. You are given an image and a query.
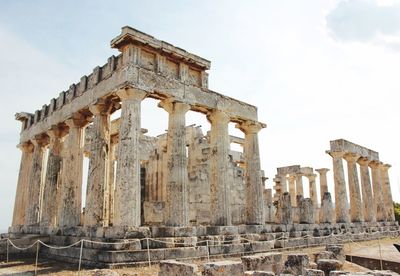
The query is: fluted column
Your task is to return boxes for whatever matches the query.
[237,121,266,225]
[114,88,147,227]
[58,116,87,227]
[160,99,190,226]
[12,142,34,226]
[316,168,329,202]
[369,161,385,221]
[208,110,232,226]
[84,103,111,227]
[327,151,350,223]
[25,136,48,225]
[307,174,318,206]
[288,175,296,206]
[295,173,304,196]
[357,158,376,222]
[41,128,64,227]
[380,164,395,221]
[344,153,363,222]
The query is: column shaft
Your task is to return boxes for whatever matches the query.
[106,137,117,226]
[358,158,376,222]
[208,110,232,226]
[344,153,363,222]
[381,164,395,221]
[308,174,318,206]
[369,161,385,221]
[316,168,329,202]
[295,174,304,196]
[114,89,147,227]
[288,175,296,206]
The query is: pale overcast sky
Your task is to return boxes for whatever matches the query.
[1,0,400,232]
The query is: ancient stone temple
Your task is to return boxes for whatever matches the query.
[7,27,398,266]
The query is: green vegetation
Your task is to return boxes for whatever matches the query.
[394,202,400,222]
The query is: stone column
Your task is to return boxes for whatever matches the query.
[369,161,385,222]
[84,103,111,227]
[316,168,329,202]
[106,135,118,226]
[41,128,64,227]
[208,110,232,226]
[344,153,363,222]
[280,175,287,193]
[160,99,190,226]
[380,164,395,222]
[12,142,34,226]
[295,173,304,196]
[25,136,48,225]
[327,151,350,223]
[307,174,318,206]
[114,88,147,227]
[237,121,266,225]
[357,157,376,222]
[58,116,87,227]
[288,175,296,206]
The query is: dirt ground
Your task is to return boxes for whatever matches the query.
[0,237,399,275]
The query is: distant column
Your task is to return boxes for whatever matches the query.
[160,99,190,226]
[307,174,318,206]
[25,136,48,225]
[114,88,147,227]
[41,128,64,227]
[208,110,232,226]
[380,164,395,221]
[84,103,111,227]
[369,161,386,222]
[58,116,87,227]
[237,121,266,225]
[316,168,329,202]
[344,153,363,222]
[295,173,304,196]
[288,175,296,206]
[327,151,350,223]
[12,142,34,226]
[357,157,376,222]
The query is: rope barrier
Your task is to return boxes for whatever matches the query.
[146,238,151,268]
[34,241,39,276]
[78,240,84,275]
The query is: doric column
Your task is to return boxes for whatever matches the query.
[380,164,395,221]
[327,151,350,223]
[369,161,385,221]
[25,136,48,225]
[58,115,87,227]
[207,110,232,226]
[237,121,266,225]
[307,174,318,206]
[106,135,118,226]
[160,99,190,226]
[84,103,111,227]
[12,142,34,226]
[114,88,147,227]
[280,174,287,193]
[316,168,329,202]
[357,157,376,222]
[295,173,304,196]
[344,153,363,222]
[41,127,64,227]
[288,175,296,206]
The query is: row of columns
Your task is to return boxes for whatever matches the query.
[12,88,266,228]
[328,151,394,223]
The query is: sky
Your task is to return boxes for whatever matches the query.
[1,0,400,232]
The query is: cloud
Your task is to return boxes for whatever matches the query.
[326,0,400,49]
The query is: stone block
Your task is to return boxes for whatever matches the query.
[284,253,310,276]
[242,252,282,273]
[244,271,275,276]
[89,269,119,276]
[206,226,239,235]
[144,201,165,224]
[305,268,325,276]
[158,260,199,276]
[174,227,197,237]
[202,260,244,276]
[317,259,343,275]
[125,226,150,238]
[328,271,348,276]
[325,244,345,263]
[250,240,274,252]
[151,226,175,237]
[208,244,244,256]
[314,251,335,262]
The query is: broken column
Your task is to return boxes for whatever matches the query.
[299,198,315,224]
[208,110,232,226]
[160,98,190,226]
[343,153,363,222]
[357,157,376,222]
[319,192,333,223]
[277,192,292,224]
[238,120,266,225]
[327,151,350,223]
[114,88,147,227]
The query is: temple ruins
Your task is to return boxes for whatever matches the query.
[5,26,398,266]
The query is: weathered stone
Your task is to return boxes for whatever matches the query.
[202,260,244,276]
[284,253,310,276]
[89,269,119,276]
[244,271,275,276]
[320,193,334,224]
[313,251,335,262]
[317,259,343,275]
[158,260,199,276]
[343,153,363,223]
[242,252,282,274]
[300,198,315,224]
[325,244,345,263]
[305,268,325,276]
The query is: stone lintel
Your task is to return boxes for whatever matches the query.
[300,167,313,175]
[329,139,379,161]
[111,26,211,70]
[277,165,301,175]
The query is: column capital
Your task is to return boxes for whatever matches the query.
[47,125,68,139]
[343,152,361,163]
[316,168,330,174]
[159,98,190,114]
[31,134,49,147]
[326,150,345,159]
[89,99,113,116]
[65,113,90,129]
[307,174,317,181]
[368,160,383,169]
[287,174,296,181]
[357,157,371,166]
[381,163,391,171]
[17,141,34,153]
[116,88,147,101]
[207,110,230,125]
[236,120,266,134]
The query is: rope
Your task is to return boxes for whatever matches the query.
[34,241,39,275]
[146,238,151,267]
[78,240,84,275]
